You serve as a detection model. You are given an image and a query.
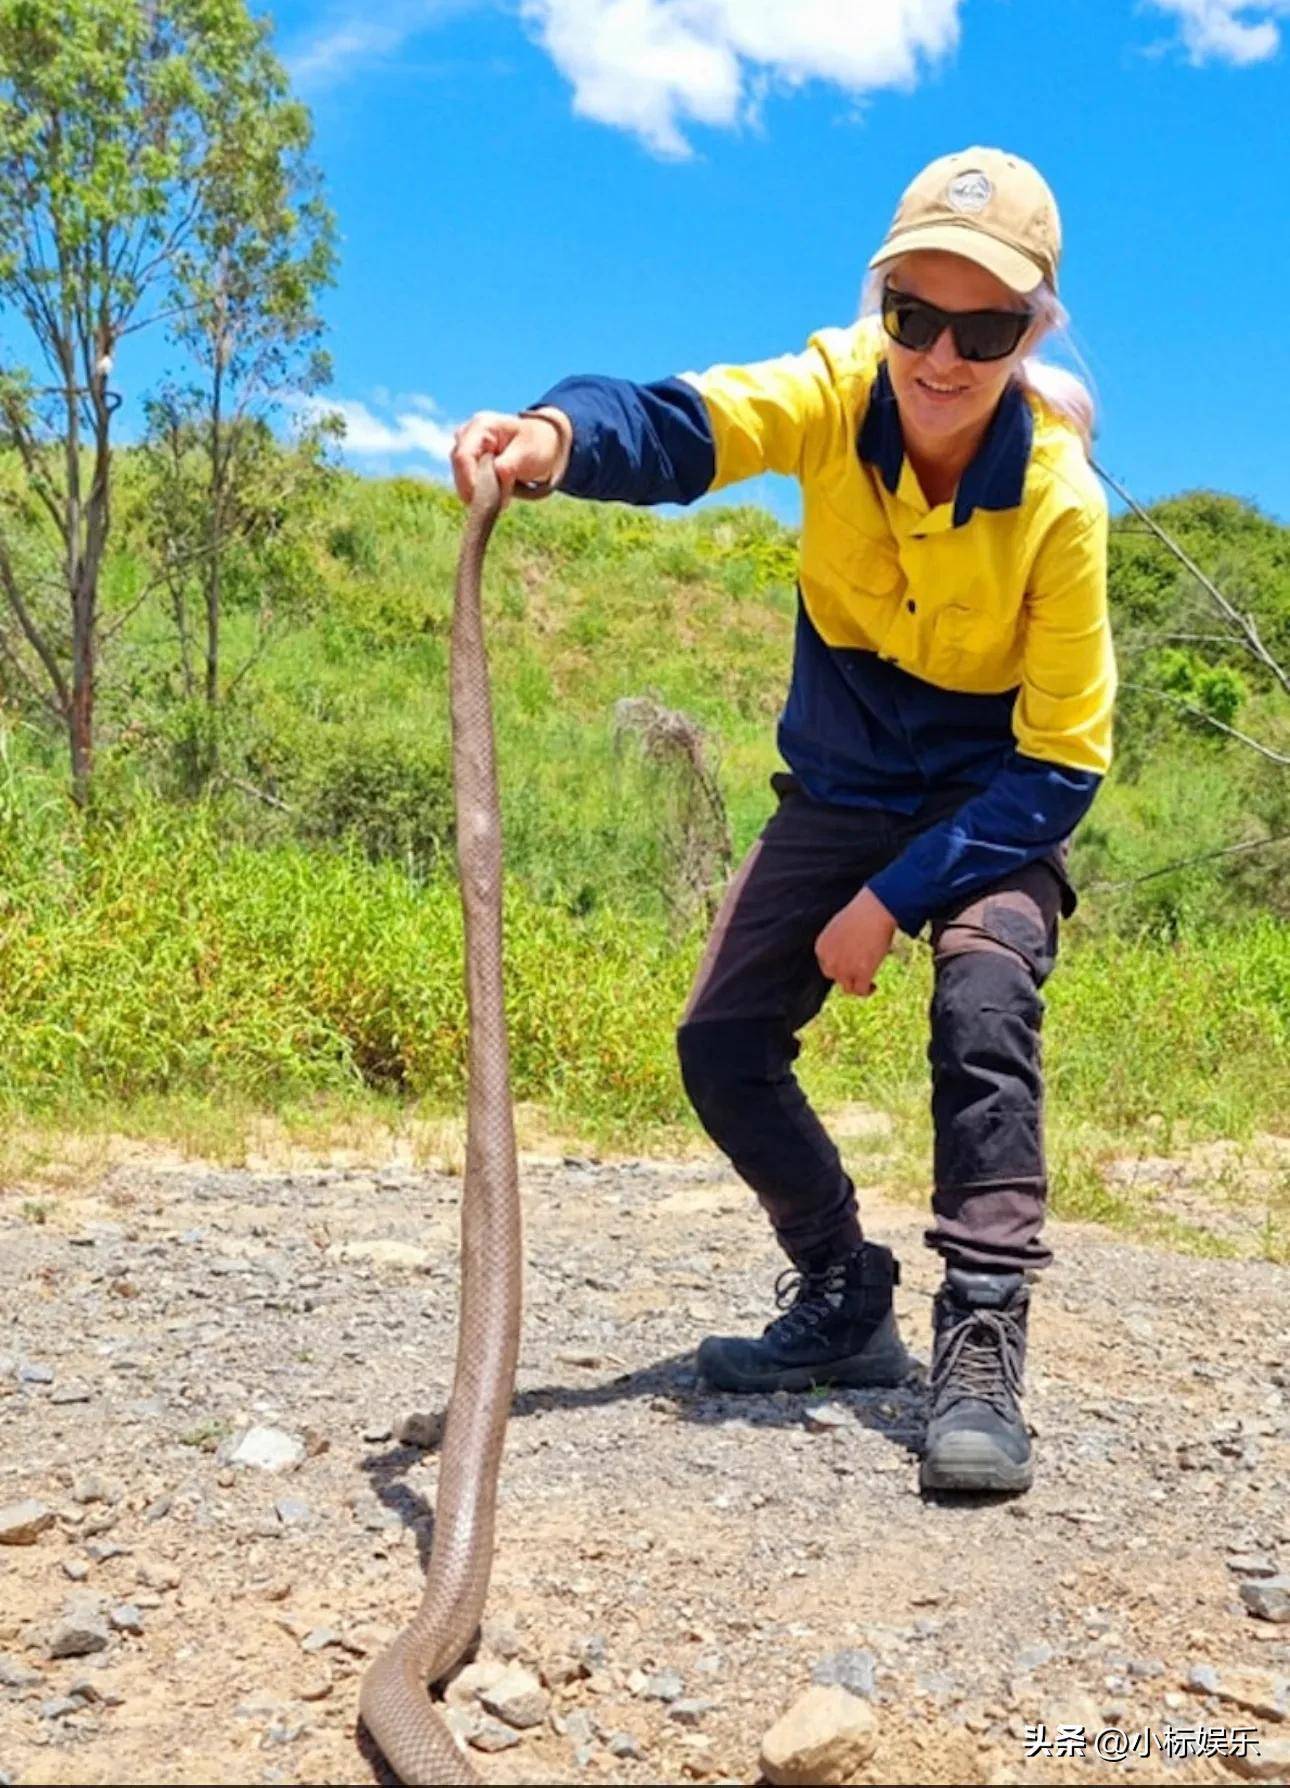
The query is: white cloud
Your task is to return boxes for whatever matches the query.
[517,0,964,157]
[286,1,480,94]
[1147,0,1289,64]
[298,394,460,464]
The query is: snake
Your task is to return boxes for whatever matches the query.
[359,454,524,1785]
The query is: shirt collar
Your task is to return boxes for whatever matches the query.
[856,358,1033,527]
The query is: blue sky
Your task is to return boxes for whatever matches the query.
[251,0,1290,525]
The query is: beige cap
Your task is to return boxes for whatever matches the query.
[868,147,1061,296]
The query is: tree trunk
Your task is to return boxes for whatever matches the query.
[205,355,224,710]
[69,585,95,808]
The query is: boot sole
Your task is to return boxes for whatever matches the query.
[696,1338,915,1394]
[919,1432,1033,1494]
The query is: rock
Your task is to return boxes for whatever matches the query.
[481,1616,525,1660]
[362,1421,393,1443]
[1228,1554,1278,1578]
[41,1695,85,1720]
[328,1239,431,1271]
[18,1361,54,1384]
[443,1703,479,1747]
[469,1715,523,1752]
[62,1558,90,1582]
[300,1627,342,1654]
[109,1603,143,1635]
[397,1411,443,1449]
[1241,1577,1290,1622]
[71,1474,113,1506]
[803,1402,850,1435]
[48,1604,110,1659]
[609,1732,644,1759]
[669,1698,712,1726]
[1014,1643,1054,1673]
[1204,1665,1288,1721]
[299,1675,333,1702]
[643,1669,684,1702]
[1225,1737,1290,1781]
[540,1652,586,1689]
[561,1710,599,1746]
[760,1684,879,1785]
[136,1558,181,1592]
[1189,1664,1221,1695]
[49,1382,92,1406]
[478,1664,549,1730]
[229,1426,305,1473]
[0,1652,42,1688]
[443,1659,509,1708]
[274,1497,311,1528]
[0,1499,55,1545]
[811,1648,878,1701]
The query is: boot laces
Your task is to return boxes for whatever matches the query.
[931,1302,1025,1419]
[763,1260,849,1345]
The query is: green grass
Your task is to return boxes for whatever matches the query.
[1,471,1287,1261]
[0,793,1284,1255]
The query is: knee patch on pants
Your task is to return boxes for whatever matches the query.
[930,949,1044,1057]
[929,950,1045,1192]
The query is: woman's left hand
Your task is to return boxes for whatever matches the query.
[815,887,898,997]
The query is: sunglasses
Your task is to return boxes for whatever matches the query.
[880,285,1033,363]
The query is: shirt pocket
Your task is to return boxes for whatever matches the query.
[803,487,904,649]
[924,602,1021,692]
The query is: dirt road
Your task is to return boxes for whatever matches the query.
[2,1142,1287,1785]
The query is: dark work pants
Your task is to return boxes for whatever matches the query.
[674,773,1074,1275]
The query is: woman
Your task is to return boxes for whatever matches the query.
[451,147,1116,1496]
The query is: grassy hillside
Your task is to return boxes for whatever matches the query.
[0,471,1286,1251]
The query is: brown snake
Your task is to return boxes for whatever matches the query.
[360,455,523,1784]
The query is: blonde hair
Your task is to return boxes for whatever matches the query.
[858,260,1098,456]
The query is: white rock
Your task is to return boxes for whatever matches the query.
[0,1499,55,1545]
[478,1664,549,1730]
[803,1403,851,1435]
[327,1240,431,1271]
[443,1658,509,1708]
[760,1684,878,1786]
[230,1427,306,1473]
[1226,1737,1290,1781]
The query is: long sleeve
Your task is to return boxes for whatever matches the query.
[530,335,841,506]
[867,502,1116,935]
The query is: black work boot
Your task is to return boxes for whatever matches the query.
[921,1267,1032,1493]
[695,1241,912,1393]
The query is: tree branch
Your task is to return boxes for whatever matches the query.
[1120,681,1290,765]
[1086,830,1290,892]
[1095,458,1290,697]
[0,535,70,711]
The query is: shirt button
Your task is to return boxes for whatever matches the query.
[907,599,917,613]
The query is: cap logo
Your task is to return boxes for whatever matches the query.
[945,170,992,214]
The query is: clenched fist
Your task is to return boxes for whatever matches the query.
[451,408,572,505]
[815,886,898,997]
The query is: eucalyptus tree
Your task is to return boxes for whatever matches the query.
[0,0,334,803]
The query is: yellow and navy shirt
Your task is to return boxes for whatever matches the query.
[532,315,1116,935]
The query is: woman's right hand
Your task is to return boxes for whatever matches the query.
[451,409,570,505]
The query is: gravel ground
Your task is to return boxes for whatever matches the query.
[1,1142,1288,1786]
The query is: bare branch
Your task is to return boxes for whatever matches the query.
[1095,459,1290,697]
[98,542,222,648]
[0,624,64,718]
[0,535,70,710]
[213,770,295,814]
[1086,830,1290,893]
[1120,681,1290,766]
